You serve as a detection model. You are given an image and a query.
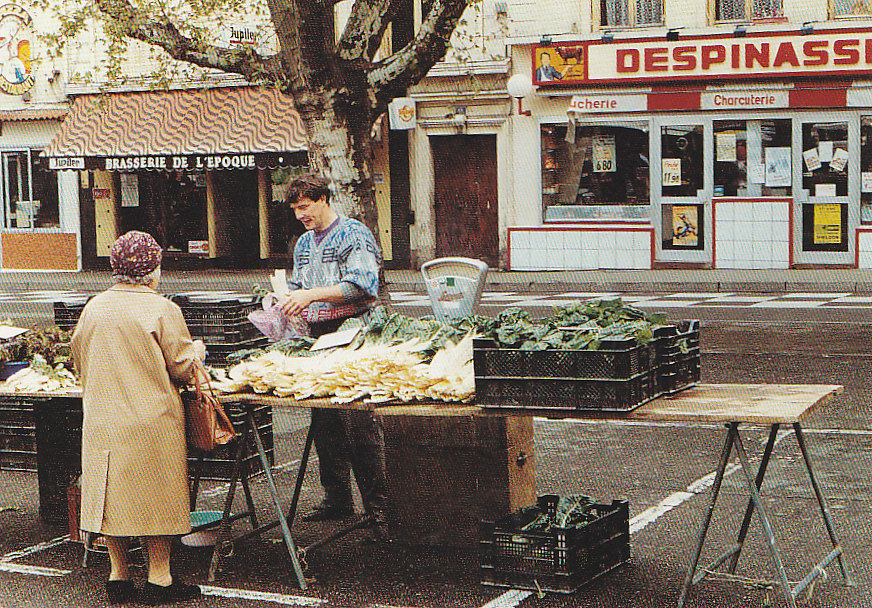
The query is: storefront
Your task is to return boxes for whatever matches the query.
[0,3,78,271]
[508,27,872,270]
[43,85,308,268]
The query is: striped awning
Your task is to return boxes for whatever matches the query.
[43,86,308,171]
[0,107,68,121]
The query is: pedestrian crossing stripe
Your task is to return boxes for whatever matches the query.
[1,288,872,308]
[389,291,872,309]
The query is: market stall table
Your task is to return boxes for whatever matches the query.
[1,384,850,605]
[213,384,851,606]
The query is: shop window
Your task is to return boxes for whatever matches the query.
[832,0,872,17]
[661,125,703,198]
[541,123,650,221]
[801,122,848,198]
[714,119,791,197]
[859,117,872,223]
[598,0,663,27]
[714,0,783,21]
[1,150,59,230]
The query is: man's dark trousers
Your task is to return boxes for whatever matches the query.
[309,317,387,520]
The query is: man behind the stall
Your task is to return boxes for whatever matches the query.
[279,174,388,541]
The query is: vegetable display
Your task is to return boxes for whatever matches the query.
[2,355,79,393]
[519,495,599,531]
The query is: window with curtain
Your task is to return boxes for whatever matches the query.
[600,0,663,27]
[832,0,872,16]
[715,0,783,20]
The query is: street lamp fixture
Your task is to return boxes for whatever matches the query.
[507,73,534,117]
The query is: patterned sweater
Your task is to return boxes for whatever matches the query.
[289,214,382,323]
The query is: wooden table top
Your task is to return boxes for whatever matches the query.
[218,384,843,425]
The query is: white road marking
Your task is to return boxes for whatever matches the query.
[0,563,70,577]
[200,585,326,605]
[478,590,533,608]
[0,535,69,562]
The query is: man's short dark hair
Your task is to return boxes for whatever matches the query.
[286,174,331,206]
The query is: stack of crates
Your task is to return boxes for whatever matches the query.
[188,402,274,481]
[169,294,268,366]
[474,337,660,412]
[474,320,700,413]
[55,294,268,367]
[34,396,83,523]
[0,394,38,471]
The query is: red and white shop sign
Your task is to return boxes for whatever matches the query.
[568,94,646,113]
[700,90,788,110]
[535,30,872,86]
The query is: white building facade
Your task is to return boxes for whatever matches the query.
[469,0,872,270]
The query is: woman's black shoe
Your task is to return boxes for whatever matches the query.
[140,580,201,605]
[106,580,136,604]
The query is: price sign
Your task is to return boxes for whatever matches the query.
[662,158,682,186]
[592,135,616,173]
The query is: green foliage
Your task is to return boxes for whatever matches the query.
[0,326,72,368]
[519,495,599,532]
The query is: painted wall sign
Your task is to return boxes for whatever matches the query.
[701,90,789,110]
[388,97,416,130]
[102,154,257,171]
[0,4,34,95]
[535,29,872,86]
[568,94,647,113]
[48,157,85,170]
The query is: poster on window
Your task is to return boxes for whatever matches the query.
[814,203,842,245]
[764,147,791,187]
[830,148,849,173]
[662,158,682,186]
[803,148,822,171]
[716,133,737,162]
[120,174,140,207]
[592,135,616,172]
[672,205,699,248]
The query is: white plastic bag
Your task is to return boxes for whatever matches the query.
[248,293,309,342]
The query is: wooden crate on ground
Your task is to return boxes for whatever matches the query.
[378,404,535,548]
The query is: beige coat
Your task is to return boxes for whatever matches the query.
[71,284,198,536]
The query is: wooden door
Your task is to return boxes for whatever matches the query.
[431,135,498,267]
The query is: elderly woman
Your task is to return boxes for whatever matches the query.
[71,231,206,605]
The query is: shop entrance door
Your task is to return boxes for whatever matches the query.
[430,135,499,268]
[793,115,856,266]
[653,120,709,264]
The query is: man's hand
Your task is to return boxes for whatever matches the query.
[192,339,207,363]
[279,290,314,317]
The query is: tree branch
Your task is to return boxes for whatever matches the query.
[337,0,395,62]
[94,0,283,83]
[366,0,469,112]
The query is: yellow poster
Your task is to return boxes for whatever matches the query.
[814,203,842,245]
[672,205,698,247]
[534,45,586,85]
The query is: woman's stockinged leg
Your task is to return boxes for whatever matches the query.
[144,535,172,586]
[103,535,130,581]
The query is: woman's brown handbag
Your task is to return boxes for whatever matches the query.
[182,368,236,452]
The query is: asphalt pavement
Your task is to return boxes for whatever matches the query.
[5,266,872,295]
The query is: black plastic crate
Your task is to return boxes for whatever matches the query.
[33,396,83,523]
[481,495,629,594]
[1,450,37,471]
[53,298,91,331]
[656,320,701,395]
[188,403,274,481]
[476,371,659,413]
[171,295,263,344]
[474,339,656,380]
